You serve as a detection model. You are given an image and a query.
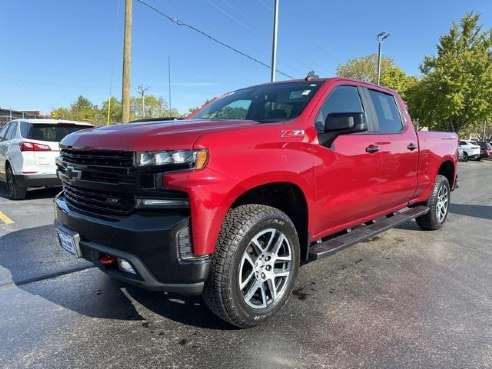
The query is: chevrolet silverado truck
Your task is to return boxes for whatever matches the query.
[54,77,458,328]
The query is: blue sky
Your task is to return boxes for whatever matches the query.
[1,0,491,116]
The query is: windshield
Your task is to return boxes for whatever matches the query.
[20,122,91,142]
[190,81,322,123]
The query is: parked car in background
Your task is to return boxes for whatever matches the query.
[458,140,481,161]
[476,141,492,159]
[0,119,93,199]
[458,146,464,161]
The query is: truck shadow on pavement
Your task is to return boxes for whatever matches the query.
[0,184,61,200]
[0,224,231,330]
[448,203,492,220]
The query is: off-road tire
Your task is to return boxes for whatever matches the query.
[416,175,450,230]
[6,165,26,200]
[203,204,300,328]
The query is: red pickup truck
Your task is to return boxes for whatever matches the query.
[54,77,458,328]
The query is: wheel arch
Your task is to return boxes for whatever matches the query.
[437,159,456,189]
[231,181,310,260]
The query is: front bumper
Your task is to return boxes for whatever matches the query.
[54,193,210,295]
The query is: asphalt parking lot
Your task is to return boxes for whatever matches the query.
[0,161,491,369]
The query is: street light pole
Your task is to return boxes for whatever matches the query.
[270,0,279,82]
[376,31,390,85]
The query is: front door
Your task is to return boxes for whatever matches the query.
[311,85,383,238]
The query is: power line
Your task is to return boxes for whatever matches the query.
[135,0,294,79]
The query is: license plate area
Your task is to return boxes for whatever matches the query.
[56,226,81,257]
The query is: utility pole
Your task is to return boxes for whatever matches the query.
[122,0,132,123]
[270,0,279,82]
[137,85,149,118]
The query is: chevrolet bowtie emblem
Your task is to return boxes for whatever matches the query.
[66,166,82,181]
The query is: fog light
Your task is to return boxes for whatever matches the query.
[117,258,136,274]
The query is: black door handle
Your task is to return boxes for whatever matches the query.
[407,143,418,151]
[366,145,380,153]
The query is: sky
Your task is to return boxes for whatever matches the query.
[1,0,491,116]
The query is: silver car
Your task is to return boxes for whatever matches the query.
[0,119,93,199]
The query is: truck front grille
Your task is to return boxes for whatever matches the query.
[63,183,135,215]
[61,149,134,167]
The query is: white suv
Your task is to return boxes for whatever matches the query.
[0,119,93,199]
[458,140,481,162]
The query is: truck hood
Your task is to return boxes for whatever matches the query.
[60,120,259,151]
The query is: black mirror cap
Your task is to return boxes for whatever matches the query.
[324,112,367,133]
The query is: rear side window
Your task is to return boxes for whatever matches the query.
[368,90,403,133]
[20,122,89,142]
[4,122,17,140]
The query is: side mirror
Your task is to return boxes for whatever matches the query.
[324,112,367,133]
[319,112,367,146]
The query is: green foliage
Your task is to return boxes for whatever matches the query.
[130,95,179,120]
[336,54,416,98]
[50,107,71,120]
[409,13,492,133]
[187,99,214,116]
[71,96,101,122]
[101,97,122,124]
[50,94,180,125]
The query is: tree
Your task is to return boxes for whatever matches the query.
[409,13,492,133]
[130,95,179,120]
[101,97,122,124]
[336,54,416,98]
[50,94,181,125]
[50,107,71,120]
[187,98,214,116]
[70,96,100,122]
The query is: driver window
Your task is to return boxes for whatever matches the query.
[315,86,364,134]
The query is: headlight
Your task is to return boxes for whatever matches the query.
[135,149,209,169]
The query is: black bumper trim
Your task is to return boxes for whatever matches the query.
[15,174,61,188]
[82,240,206,295]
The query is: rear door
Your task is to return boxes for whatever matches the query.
[364,88,419,211]
[311,84,383,236]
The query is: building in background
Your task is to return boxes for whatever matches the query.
[0,108,42,126]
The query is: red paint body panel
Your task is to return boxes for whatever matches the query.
[61,78,458,256]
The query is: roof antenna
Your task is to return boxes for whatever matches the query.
[305,71,319,81]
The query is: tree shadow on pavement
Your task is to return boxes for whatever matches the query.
[0,224,231,329]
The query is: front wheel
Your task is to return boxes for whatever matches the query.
[416,175,450,230]
[203,204,300,328]
[462,152,468,162]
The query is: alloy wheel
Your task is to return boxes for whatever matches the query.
[239,228,293,309]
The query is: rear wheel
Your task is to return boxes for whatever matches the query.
[416,175,450,230]
[463,152,468,162]
[203,204,300,328]
[6,165,26,200]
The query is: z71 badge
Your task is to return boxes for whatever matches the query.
[281,130,305,138]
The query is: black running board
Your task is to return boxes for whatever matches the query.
[308,206,429,261]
